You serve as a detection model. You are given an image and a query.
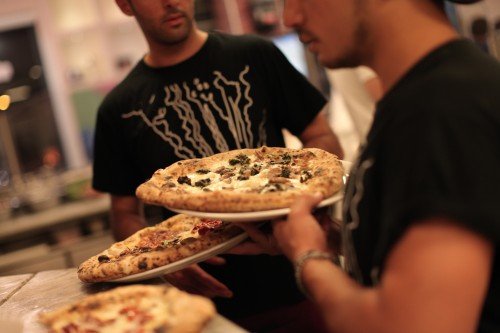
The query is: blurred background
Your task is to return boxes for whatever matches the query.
[0,0,498,275]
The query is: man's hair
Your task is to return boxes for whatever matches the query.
[429,0,447,12]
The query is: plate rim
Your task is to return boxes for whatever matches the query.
[167,191,343,222]
[109,232,248,283]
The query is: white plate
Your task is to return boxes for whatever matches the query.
[109,233,248,283]
[167,191,343,223]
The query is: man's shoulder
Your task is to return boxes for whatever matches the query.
[100,62,148,109]
[209,31,274,52]
[422,54,500,114]
[393,43,500,115]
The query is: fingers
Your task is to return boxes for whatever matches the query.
[237,223,268,244]
[289,193,323,219]
[234,222,265,236]
[234,222,281,255]
[204,256,226,265]
[191,266,233,298]
[164,264,233,298]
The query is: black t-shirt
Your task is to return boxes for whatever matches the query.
[343,39,500,332]
[93,32,325,196]
[93,32,326,318]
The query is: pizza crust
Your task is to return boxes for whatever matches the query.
[137,147,344,212]
[39,285,215,333]
[78,214,243,282]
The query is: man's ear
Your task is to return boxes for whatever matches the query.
[115,0,134,16]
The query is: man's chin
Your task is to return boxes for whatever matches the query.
[157,30,191,46]
[320,56,361,70]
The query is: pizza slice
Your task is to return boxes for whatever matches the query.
[78,214,243,283]
[39,285,215,333]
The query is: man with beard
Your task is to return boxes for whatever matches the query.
[92,0,343,330]
[237,0,500,332]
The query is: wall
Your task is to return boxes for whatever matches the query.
[0,0,87,169]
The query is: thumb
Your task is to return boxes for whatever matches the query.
[289,193,323,217]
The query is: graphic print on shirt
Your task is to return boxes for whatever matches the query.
[342,157,374,284]
[122,66,267,159]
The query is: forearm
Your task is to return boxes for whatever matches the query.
[299,111,344,159]
[301,260,382,333]
[300,220,491,333]
[110,195,147,241]
[303,133,344,159]
[110,211,147,241]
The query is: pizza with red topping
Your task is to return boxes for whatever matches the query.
[39,285,215,333]
[136,146,344,212]
[77,214,243,283]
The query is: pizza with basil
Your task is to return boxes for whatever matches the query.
[39,285,215,333]
[77,214,243,283]
[136,146,343,212]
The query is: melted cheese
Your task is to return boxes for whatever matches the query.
[52,296,171,332]
[180,156,308,193]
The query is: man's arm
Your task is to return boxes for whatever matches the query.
[299,109,344,159]
[273,196,493,333]
[110,195,147,241]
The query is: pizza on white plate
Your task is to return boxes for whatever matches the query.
[136,146,344,212]
[78,214,243,283]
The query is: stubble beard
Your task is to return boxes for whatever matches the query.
[151,17,194,46]
[326,0,371,69]
[333,20,369,69]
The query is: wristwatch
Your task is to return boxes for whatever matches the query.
[294,250,337,298]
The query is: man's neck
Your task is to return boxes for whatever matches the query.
[366,1,459,94]
[145,29,208,67]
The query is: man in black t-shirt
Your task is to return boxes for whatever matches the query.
[239,0,500,332]
[93,0,343,330]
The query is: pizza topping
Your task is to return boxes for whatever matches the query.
[267,167,282,178]
[215,166,234,175]
[281,153,292,164]
[280,167,291,178]
[260,183,285,193]
[98,255,110,263]
[314,168,324,176]
[193,219,224,236]
[177,176,191,186]
[119,306,153,324]
[161,237,181,247]
[269,177,291,184]
[229,154,250,166]
[220,172,235,180]
[180,236,198,245]
[61,323,80,333]
[137,230,176,249]
[161,181,176,189]
[251,164,262,175]
[237,175,249,181]
[138,260,148,270]
[195,169,211,174]
[237,167,252,181]
[154,326,169,333]
[194,178,211,188]
[300,170,313,183]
